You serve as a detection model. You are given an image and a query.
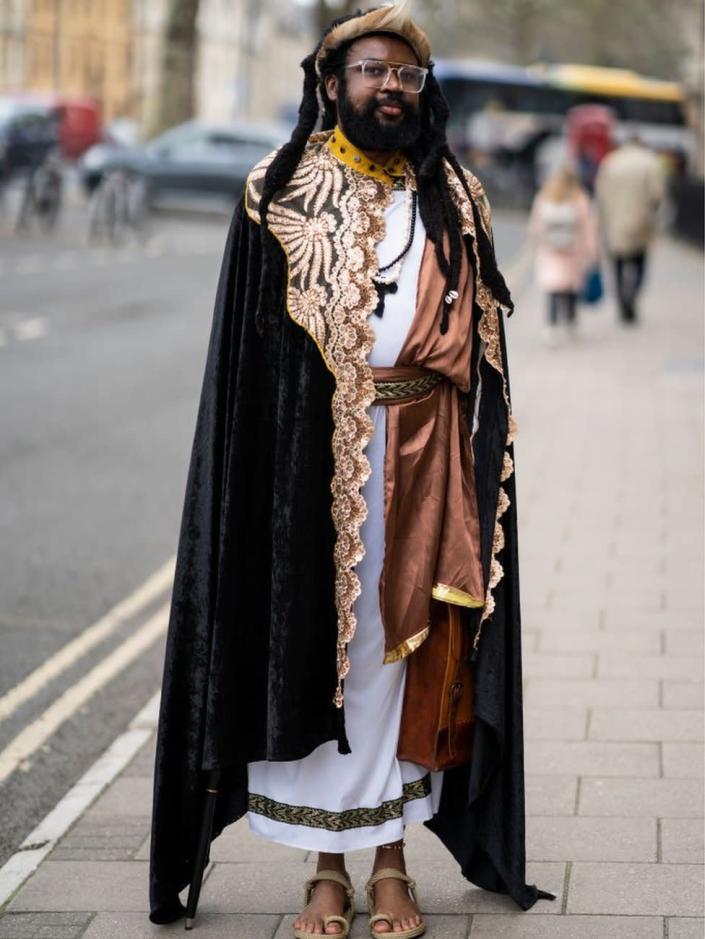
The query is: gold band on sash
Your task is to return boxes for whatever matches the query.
[372,370,443,405]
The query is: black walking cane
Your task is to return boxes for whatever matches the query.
[184,769,221,930]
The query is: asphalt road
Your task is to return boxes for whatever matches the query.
[0,196,530,867]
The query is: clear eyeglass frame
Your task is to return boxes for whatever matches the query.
[343,59,428,94]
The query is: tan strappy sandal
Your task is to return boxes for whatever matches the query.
[365,868,426,939]
[294,869,355,939]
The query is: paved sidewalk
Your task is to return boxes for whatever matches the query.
[0,234,703,938]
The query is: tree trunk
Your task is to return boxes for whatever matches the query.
[153,0,200,136]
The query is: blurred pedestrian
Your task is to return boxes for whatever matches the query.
[595,135,665,324]
[149,1,552,936]
[529,165,598,346]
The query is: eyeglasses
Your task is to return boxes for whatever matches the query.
[343,59,428,94]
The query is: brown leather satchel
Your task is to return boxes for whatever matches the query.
[396,600,475,771]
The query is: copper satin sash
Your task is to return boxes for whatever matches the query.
[372,237,485,664]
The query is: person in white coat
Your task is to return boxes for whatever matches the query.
[595,137,665,323]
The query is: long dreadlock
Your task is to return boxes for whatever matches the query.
[256,11,513,336]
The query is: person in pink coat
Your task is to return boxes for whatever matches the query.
[529,165,599,345]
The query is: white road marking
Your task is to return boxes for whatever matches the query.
[0,602,169,785]
[13,317,47,341]
[0,690,159,905]
[0,556,175,723]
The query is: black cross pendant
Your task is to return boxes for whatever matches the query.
[373,281,398,318]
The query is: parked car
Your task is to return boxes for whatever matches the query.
[0,93,101,170]
[0,97,60,180]
[79,119,289,207]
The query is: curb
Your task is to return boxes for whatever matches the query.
[0,690,160,910]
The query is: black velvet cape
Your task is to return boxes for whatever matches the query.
[148,195,554,923]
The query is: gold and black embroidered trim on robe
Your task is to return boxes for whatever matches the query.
[245,133,515,705]
[248,773,432,831]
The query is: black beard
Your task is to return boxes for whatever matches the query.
[337,86,421,153]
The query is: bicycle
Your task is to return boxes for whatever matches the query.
[14,153,64,234]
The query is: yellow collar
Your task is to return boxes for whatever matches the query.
[327,126,406,186]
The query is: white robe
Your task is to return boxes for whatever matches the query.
[247,190,443,853]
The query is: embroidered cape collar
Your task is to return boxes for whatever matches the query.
[327,125,406,187]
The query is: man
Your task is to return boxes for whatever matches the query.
[149,3,552,935]
[595,135,665,323]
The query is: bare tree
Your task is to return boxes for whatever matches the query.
[153,0,201,135]
[419,0,698,80]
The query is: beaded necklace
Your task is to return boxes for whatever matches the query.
[371,186,418,319]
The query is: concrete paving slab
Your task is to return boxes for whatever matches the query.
[522,655,595,679]
[525,776,577,816]
[579,778,704,817]
[662,682,704,709]
[48,815,149,862]
[7,861,150,912]
[0,912,92,939]
[526,816,656,862]
[661,819,705,864]
[525,679,659,709]
[598,656,702,680]
[524,741,659,777]
[468,913,663,938]
[521,609,602,632]
[599,589,665,610]
[567,862,704,916]
[81,912,281,938]
[665,631,705,657]
[524,709,587,741]
[603,610,702,632]
[86,778,153,817]
[589,709,703,742]
[663,744,705,778]
[667,918,705,939]
[536,629,661,655]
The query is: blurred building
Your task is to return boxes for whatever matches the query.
[134,0,308,134]
[1,0,308,135]
[18,0,134,121]
[197,0,307,124]
[0,0,26,92]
